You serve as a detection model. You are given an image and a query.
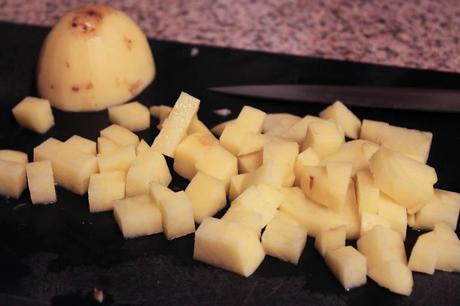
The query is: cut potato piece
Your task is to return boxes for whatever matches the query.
[136,139,150,155]
[222,205,264,237]
[194,217,265,277]
[151,92,200,157]
[88,171,126,213]
[229,173,248,201]
[210,120,233,137]
[157,191,195,240]
[126,150,171,196]
[360,212,390,237]
[0,160,27,199]
[185,172,226,223]
[220,123,267,156]
[355,169,379,215]
[97,137,120,154]
[238,150,263,174]
[408,231,437,274]
[97,145,136,173]
[322,140,376,175]
[294,147,320,186]
[0,149,28,164]
[26,161,56,204]
[368,260,413,296]
[235,105,266,134]
[187,116,215,137]
[12,97,54,134]
[262,113,301,137]
[414,189,460,231]
[302,120,344,157]
[378,194,407,240]
[261,212,307,265]
[360,119,432,163]
[283,115,324,143]
[65,135,97,156]
[149,182,175,205]
[241,162,284,192]
[315,226,346,257]
[369,146,437,213]
[108,102,150,131]
[100,124,139,147]
[34,138,98,195]
[113,194,162,238]
[263,141,299,187]
[325,246,367,290]
[319,101,361,139]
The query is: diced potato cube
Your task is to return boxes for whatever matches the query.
[257,183,285,209]
[238,150,263,174]
[173,133,217,180]
[368,260,413,296]
[195,144,237,191]
[433,223,460,272]
[229,173,248,201]
[263,141,299,187]
[360,212,390,237]
[97,145,136,173]
[294,147,320,186]
[241,162,283,192]
[97,137,120,154]
[113,194,162,239]
[326,162,352,212]
[194,217,265,277]
[149,182,175,204]
[378,194,407,240]
[136,139,151,155]
[0,160,27,199]
[222,205,264,237]
[369,146,437,213]
[340,182,361,240]
[0,149,28,164]
[355,169,379,215]
[88,171,126,213]
[108,102,150,131]
[220,123,267,156]
[360,119,432,163]
[319,101,361,139]
[325,246,367,290]
[185,172,226,223]
[235,106,266,134]
[283,115,324,143]
[262,113,301,137]
[151,92,200,157]
[34,138,98,195]
[408,231,437,274]
[12,96,54,134]
[158,191,195,240]
[126,150,171,196]
[302,120,344,157]
[322,140,377,175]
[414,189,460,231]
[315,226,346,257]
[25,160,56,204]
[100,124,139,147]
[187,116,215,137]
[65,135,97,155]
[261,212,307,265]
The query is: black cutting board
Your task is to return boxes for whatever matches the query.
[0,22,459,306]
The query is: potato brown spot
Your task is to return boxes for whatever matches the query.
[124,37,133,50]
[71,86,80,92]
[129,80,142,95]
[198,134,216,146]
[70,5,108,33]
[50,84,54,89]
[65,61,70,68]
[86,83,93,90]
[309,176,315,190]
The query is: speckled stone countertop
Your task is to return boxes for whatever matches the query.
[1,0,459,72]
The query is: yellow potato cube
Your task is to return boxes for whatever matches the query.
[322,140,376,175]
[360,212,390,237]
[65,135,97,155]
[294,148,320,186]
[149,182,175,204]
[302,120,344,157]
[262,113,301,137]
[34,138,98,195]
[408,231,437,274]
[157,191,195,240]
[261,212,307,265]
[108,102,150,131]
[325,246,367,290]
[185,172,226,223]
[194,217,265,277]
[355,169,379,215]
[173,132,217,180]
[433,223,460,272]
[263,141,299,187]
[187,116,215,137]
[25,161,56,204]
[414,189,460,231]
[368,260,413,296]
[235,105,266,134]
[326,162,352,212]
[0,149,28,164]
[100,124,140,147]
[126,150,171,196]
[97,145,136,173]
[222,205,264,237]
[229,173,248,201]
[369,147,437,213]
[0,160,27,199]
[241,162,284,192]
[378,194,407,240]
[238,150,263,174]
[88,171,126,213]
[136,139,151,155]
[113,194,162,239]
[151,92,200,157]
[97,137,120,154]
[283,115,324,143]
[319,101,361,139]
[195,144,237,190]
[315,226,346,257]
[360,119,432,163]
[220,123,267,156]
[340,182,361,240]
[12,97,54,134]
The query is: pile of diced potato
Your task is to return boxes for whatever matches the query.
[1,92,459,296]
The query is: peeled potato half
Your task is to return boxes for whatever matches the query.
[37,4,155,111]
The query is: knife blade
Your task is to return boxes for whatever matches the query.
[209,84,460,112]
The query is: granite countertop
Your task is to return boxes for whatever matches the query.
[0,0,459,73]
